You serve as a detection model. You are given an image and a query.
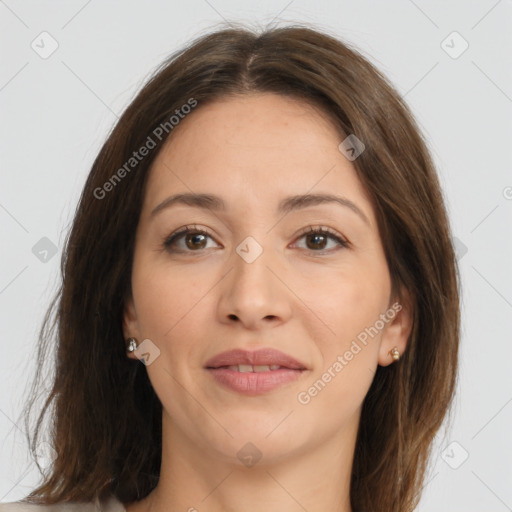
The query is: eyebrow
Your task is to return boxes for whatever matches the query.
[150,192,369,224]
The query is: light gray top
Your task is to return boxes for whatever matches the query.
[0,496,126,512]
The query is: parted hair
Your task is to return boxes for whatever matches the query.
[21,23,460,512]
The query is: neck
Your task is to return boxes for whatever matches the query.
[127,412,356,512]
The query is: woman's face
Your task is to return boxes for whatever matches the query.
[124,93,411,465]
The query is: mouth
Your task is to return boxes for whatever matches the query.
[204,348,308,395]
[213,364,291,372]
[204,347,307,370]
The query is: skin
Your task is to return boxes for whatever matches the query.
[122,93,412,512]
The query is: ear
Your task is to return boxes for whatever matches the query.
[123,293,142,360]
[378,287,414,366]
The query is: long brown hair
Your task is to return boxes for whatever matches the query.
[20,23,460,512]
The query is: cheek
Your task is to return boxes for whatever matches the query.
[302,259,390,406]
[311,264,390,343]
[131,252,207,333]
[297,277,386,422]
[130,259,210,398]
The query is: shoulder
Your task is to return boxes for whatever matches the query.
[0,496,125,512]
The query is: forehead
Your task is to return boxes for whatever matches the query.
[158,93,343,166]
[143,93,374,222]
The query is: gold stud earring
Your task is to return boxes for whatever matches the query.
[126,337,138,353]
[389,347,400,361]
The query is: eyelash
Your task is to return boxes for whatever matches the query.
[162,224,349,255]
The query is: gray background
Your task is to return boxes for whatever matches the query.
[1,1,511,510]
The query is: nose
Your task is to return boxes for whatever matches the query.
[216,239,293,331]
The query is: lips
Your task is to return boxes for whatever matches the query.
[205,348,308,395]
[204,348,307,371]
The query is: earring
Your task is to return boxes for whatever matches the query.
[126,337,138,353]
[389,347,400,361]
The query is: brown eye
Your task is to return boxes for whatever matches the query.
[294,227,349,253]
[184,233,208,250]
[305,232,328,250]
[163,226,217,252]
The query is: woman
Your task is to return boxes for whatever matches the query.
[1,23,460,512]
